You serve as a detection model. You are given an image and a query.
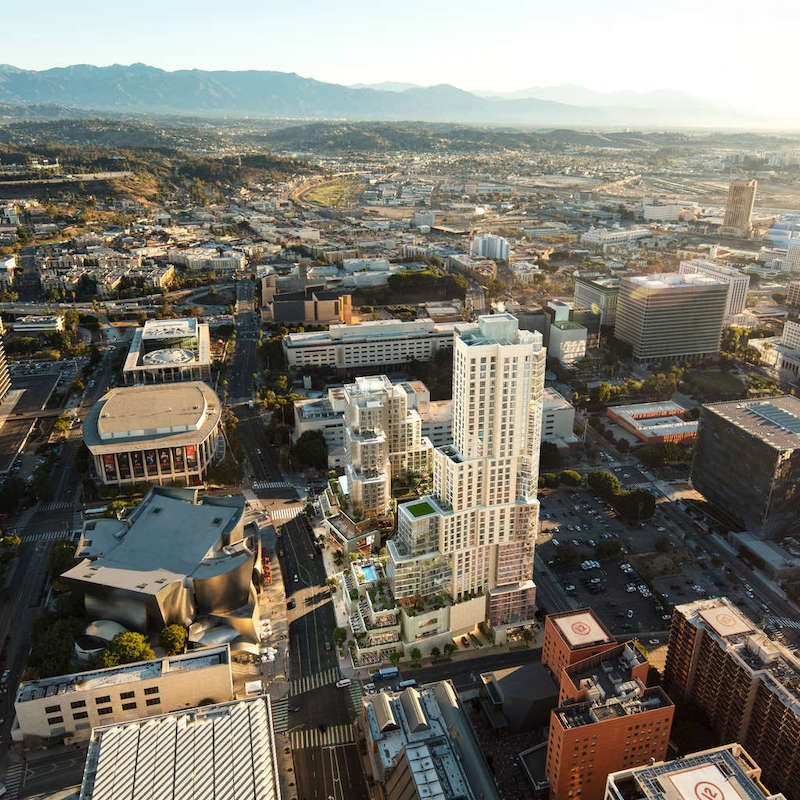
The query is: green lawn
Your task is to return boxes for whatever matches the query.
[303,177,361,207]
[683,370,745,400]
[407,501,435,518]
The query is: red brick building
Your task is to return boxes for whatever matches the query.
[542,608,617,680]
[545,641,674,800]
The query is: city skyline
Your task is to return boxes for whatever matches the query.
[3,0,798,116]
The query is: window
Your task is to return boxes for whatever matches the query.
[146,697,161,707]
[96,696,111,705]
[47,716,64,725]
[120,691,135,700]
[144,686,159,696]
[70,700,86,709]
[121,702,137,711]
[98,707,113,716]
[45,705,60,714]
[73,711,89,720]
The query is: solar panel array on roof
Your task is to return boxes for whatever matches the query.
[748,403,800,434]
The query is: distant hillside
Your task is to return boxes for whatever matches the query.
[0,102,94,121]
[0,64,760,127]
[262,122,555,152]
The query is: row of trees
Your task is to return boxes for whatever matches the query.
[587,470,656,521]
[539,470,582,489]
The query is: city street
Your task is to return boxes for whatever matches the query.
[293,743,370,800]
[281,514,337,678]
[228,279,258,401]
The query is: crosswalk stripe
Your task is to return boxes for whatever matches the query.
[39,501,72,511]
[290,723,354,750]
[271,698,289,732]
[3,763,24,800]
[290,666,340,696]
[271,506,302,521]
[21,530,76,542]
[253,481,293,490]
[348,681,364,714]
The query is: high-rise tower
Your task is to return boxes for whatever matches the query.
[387,314,546,643]
[721,178,757,238]
[0,321,10,405]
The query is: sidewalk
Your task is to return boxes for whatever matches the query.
[317,526,362,678]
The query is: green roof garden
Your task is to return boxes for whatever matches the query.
[406,500,435,518]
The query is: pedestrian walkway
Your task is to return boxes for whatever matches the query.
[271,505,302,521]
[38,501,72,512]
[347,681,364,714]
[271,697,289,732]
[290,723,354,749]
[290,666,340,695]
[3,762,24,800]
[21,529,77,542]
[254,481,294,490]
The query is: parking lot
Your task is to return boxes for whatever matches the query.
[538,485,685,637]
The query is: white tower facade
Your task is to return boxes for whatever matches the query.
[343,376,433,517]
[387,314,546,637]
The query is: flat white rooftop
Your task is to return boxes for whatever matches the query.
[141,317,198,339]
[627,273,724,289]
[698,604,755,638]
[79,696,280,800]
[97,383,209,439]
[554,610,613,648]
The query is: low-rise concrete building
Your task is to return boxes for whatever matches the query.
[122,318,211,385]
[542,388,576,446]
[12,314,64,333]
[283,319,456,370]
[363,681,499,800]
[12,645,233,744]
[607,401,698,443]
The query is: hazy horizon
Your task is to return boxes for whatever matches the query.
[4,0,799,118]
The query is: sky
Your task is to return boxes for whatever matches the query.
[4,0,799,114]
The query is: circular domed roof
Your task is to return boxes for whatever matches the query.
[142,347,195,366]
[84,619,128,642]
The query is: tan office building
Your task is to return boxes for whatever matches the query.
[13,645,233,744]
[614,273,727,361]
[721,178,757,238]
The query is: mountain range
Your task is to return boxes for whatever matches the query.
[0,63,773,127]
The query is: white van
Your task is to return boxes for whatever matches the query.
[336,678,352,688]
